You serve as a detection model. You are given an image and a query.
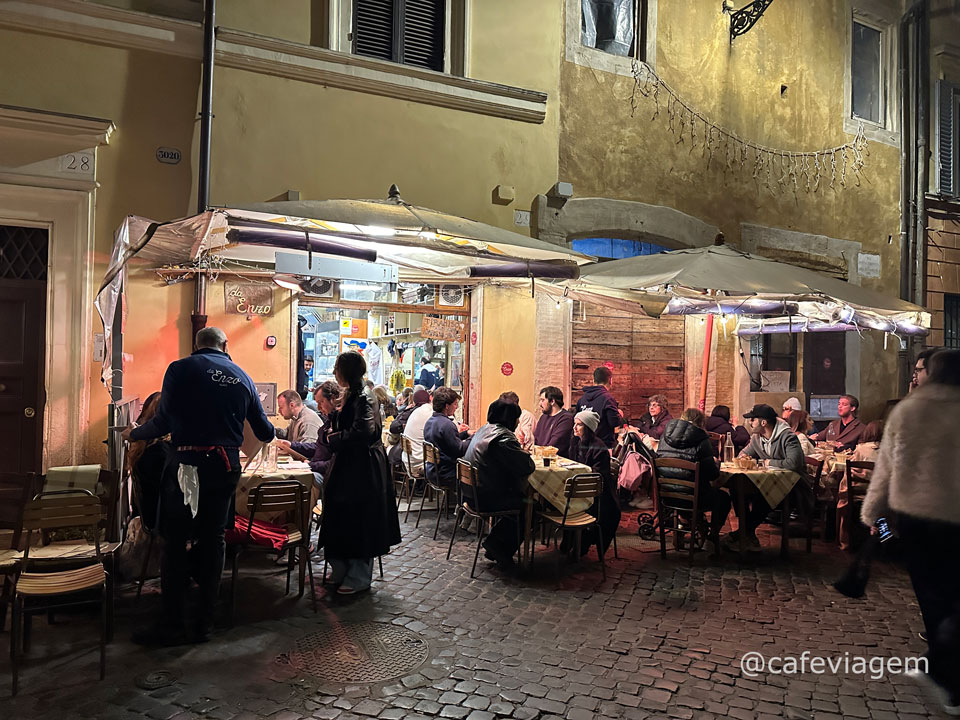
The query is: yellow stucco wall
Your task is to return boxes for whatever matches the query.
[559,0,904,420]
[0,1,562,461]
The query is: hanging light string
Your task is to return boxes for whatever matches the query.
[629,60,869,194]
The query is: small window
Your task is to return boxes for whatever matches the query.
[581,0,647,59]
[945,293,960,349]
[749,334,797,392]
[851,20,883,125]
[353,0,445,72]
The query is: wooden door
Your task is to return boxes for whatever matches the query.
[571,301,684,423]
[803,333,846,397]
[0,226,48,474]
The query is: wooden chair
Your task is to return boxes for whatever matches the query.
[533,473,607,580]
[10,490,110,696]
[0,473,41,631]
[446,460,523,577]
[228,480,316,622]
[400,436,424,522]
[416,442,454,540]
[844,460,875,546]
[653,458,703,562]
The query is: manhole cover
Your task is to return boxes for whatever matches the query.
[135,670,179,690]
[276,621,429,683]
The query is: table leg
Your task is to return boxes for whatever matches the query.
[737,476,748,555]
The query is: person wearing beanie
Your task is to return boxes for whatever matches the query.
[566,410,620,558]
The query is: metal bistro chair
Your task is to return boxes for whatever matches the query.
[229,480,317,621]
[400,436,424,522]
[10,490,110,696]
[416,442,454,540]
[446,460,523,577]
[844,460,875,547]
[653,458,703,562]
[534,473,607,580]
[1,473,41,631]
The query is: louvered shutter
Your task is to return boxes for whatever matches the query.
[354,0,395,63]
[939,80,957,196]
[401,0,445,72]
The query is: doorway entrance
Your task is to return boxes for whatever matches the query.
[0,225,48,474]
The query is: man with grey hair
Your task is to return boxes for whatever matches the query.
[123,326,274,644]
[276,389,321,444]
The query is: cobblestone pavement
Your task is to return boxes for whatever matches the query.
[0,509,946,719]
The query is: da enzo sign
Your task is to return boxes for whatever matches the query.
[225,282,274,316]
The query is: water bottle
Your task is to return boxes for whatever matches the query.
[723,432,735,464]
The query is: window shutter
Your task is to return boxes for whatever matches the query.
[354,0,395,63]
[939,80,957,196]
[401,0,445,72]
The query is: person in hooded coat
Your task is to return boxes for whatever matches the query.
[568,410,621,557]
[319,351,401,594]
[463,399,536,567]
[655,408,731,554]
[573,366,622,448]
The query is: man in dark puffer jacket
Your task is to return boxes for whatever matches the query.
[656,408,732,555]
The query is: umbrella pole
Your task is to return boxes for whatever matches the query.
[698,313,715,412]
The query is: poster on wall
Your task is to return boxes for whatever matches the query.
[254,382,278,415]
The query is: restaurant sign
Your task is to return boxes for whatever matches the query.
[225,282,274,316]
[421,316,465,342]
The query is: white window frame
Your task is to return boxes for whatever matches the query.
[328,0,471,77]
[565,0,658,76]
[844,4,899,147]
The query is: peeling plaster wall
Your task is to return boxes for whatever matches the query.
[558,0,905,421]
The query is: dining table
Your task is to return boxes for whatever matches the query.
[522,456,594,566]
[718,462,802,557]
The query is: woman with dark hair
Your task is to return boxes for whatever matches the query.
[463,399,535,567]
[127,392,172,530]
[319,352,401,594]
[569,410,621,557]
[862,350,960,714]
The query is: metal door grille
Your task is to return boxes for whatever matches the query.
[0,225,49,281]
[945,293,960,349]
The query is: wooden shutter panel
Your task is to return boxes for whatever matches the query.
[354,0,395,63]
[401,0,445,72]
[939,80,956,196]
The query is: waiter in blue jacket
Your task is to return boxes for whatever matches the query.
[123,327,275,644]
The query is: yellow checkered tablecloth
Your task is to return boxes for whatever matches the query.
[719,463,801,509]
[527,458,594,515]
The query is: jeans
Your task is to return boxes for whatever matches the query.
[160,451,240,630]
[327,557,374,590]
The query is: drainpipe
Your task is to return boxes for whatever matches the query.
[913,0,929,312]
[192,0,216,349]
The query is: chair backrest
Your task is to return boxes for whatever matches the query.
[654,458,701,508]
[707,432,724,458]
[845,460,875,501]
[0,473,40,550]
[21,490,104,564]
[401,435,423,478]
[804,455,826,497]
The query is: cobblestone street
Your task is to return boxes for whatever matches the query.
[0,511,943,719]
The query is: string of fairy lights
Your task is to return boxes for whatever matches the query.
[629,59,869,195]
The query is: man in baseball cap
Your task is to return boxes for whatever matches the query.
[781,397,802,420]
[724,403,805,551]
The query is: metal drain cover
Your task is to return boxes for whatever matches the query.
[135,670,179,690]
[277,621,429,683]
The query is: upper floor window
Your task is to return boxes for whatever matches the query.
[581,0,647,59]
[353,0,445,72]
[851,20,883,125]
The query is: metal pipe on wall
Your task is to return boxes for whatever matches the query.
[192,0,216,347]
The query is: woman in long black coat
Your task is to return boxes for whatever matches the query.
[319,351,401,594]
